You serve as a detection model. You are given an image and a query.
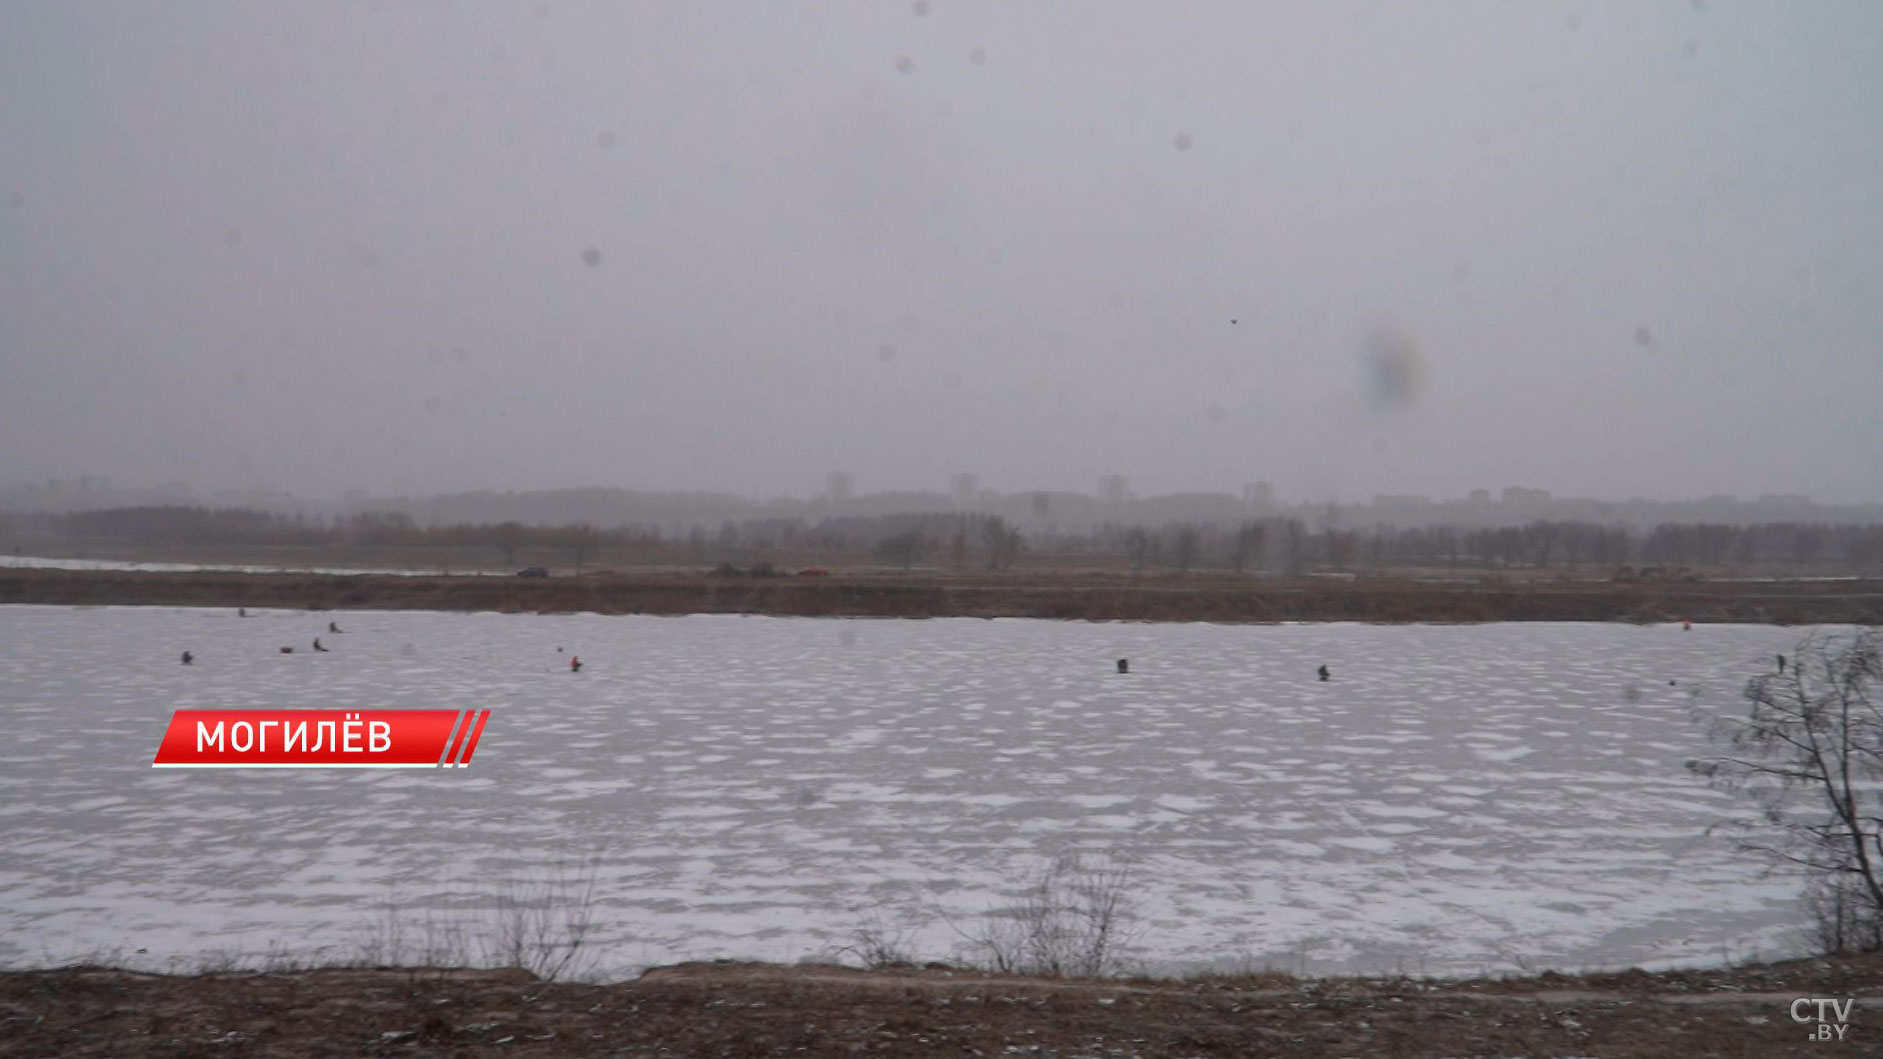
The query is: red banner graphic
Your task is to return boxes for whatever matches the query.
[151,709,491,768]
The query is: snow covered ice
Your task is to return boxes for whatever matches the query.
[0,605,1822,979]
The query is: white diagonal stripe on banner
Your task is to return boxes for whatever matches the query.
[437,709,468,768]
[453,709,487,767]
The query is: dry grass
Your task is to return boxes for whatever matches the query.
[5,566,1883,624]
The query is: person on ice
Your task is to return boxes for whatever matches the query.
[313,637,329,653]
[1318,665,1330,681]
[570,655,583,672]
[181,651,193,665]
[328,621,342,634]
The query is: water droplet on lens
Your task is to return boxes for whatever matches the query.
[582,246,602,267]
[1173,133,1193,152]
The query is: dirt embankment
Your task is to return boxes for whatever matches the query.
[5,955,1883,1058]
[3,567,1883,624]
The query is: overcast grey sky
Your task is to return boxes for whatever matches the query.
[2,1,1879,504]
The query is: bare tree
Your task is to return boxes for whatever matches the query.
[562,522,599,570]
[1123,526,1152,572]
[1324,529,1358,571]
[982,516,1023,572]
[494,520,523,565]
[876,528,932,571]
[961,850,1139,977]
[1276,517,1305,575]
[1690,629,1883,952]
[1793,523,1827,569]
[1232,521,1267,574]
[1521,520,1560,568]
[1171,524,1201,573]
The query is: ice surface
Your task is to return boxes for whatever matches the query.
[0,606,1822,979]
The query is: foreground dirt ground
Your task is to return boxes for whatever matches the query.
[5,955,1883,1058]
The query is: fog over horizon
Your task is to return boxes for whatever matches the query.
[4,2,1880,506]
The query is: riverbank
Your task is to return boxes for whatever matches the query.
[5,954,1881,1057]
[3,566,1882,623]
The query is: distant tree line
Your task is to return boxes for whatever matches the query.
[7,505,1883,576]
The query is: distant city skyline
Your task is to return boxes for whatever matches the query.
[0,470,1867,520]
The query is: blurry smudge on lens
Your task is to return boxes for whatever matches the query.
[1362,327,1422,411]
[1173,133,1194,152]
[582,246,603,267]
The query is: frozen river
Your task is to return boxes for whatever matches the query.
[0,605,1820,979]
